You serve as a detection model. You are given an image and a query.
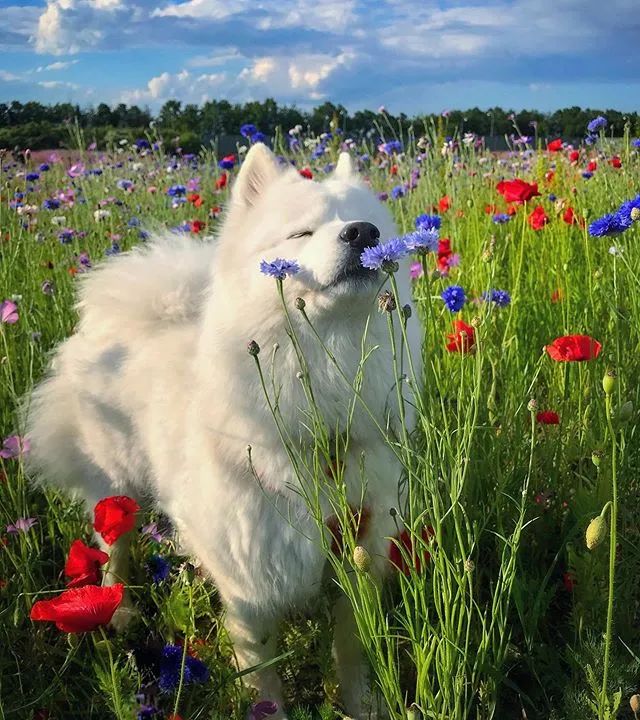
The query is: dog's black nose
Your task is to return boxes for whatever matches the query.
[338,221,380,251]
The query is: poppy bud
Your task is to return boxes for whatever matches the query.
[471,316,482,328]
[586,515,607,550]
[353,545,371,572]
[294,297,306,310]
[464,558,475,573]
[618,401,634,423]
[247,340,260,356]
[527,398,538,413]
[402,304,412,320]
[630,694,640,716]
[602,369,617,396]
[591,449,603,467]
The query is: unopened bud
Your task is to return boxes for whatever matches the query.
[630,694,640,715]
[353,545,372,572]
[247,340,260,356]
[295,297,306,310]
[602,369,617,396]
[618,400,634,423]
[402,303,412,320]
[471,316,482,328]
[527,398,538,413]
[631,207,640,222]
[591,449,603,468]
[586,515,607,550]
[464,558,475,573]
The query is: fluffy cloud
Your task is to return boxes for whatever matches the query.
[121,69,227,104]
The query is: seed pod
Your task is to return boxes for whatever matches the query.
[630,694,640,717]
[602,369,617,396]
[353,545,371,573]
[631,207,640,222]
[586,515,607,550]
[591,450,603,468]
[377,290,396,313]
[527,398,538,413]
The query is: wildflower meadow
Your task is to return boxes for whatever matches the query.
[2,114,640,720]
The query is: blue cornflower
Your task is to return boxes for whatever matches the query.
[240,123,258,138]
[391,185,406,200]
[159,644,209,692]
[146,554,171,584]
[403,227,439,253]
[252,131,266,144]
[128,216,140,227]
[43,198,60,210]
[39,163,50,172]
[106,243,121,256]
[587,116,607,133]
[582,171,593,180]
[360,237,409,271]
[135,138,150,149]
[633,139,640,148]
[26,172,39,181]
[139,229,150,241]
[218,157,235,170]
[616,195,640,224]
[588,212,632,237]
[548,194,557,202]
[322,163,335,174]
[379,140,402,155]
[415,214,442,231]
[377,192,388,202]
[492,213,511,224]
[117,179,134,191]
[58,229,75,244]
[312,144,327,160]
[260,258,300,279]
[167,184,186,197]
[488,289,511,307]
[441,285,466,312]
[89,168,103,176]
[585,134,598,146]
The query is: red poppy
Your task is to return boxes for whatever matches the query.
[299,167,313,179]
[546,335,602,362]
[528,205,549,230]
[65,540,109,588]
[390,164,398,175]
[437,237,454,273]
[484,204,497,215]
[545,170,555,183]
[547,138,563,152]
[190,220,206,234]
[30,584,124,633]
[587,160,597,172]
[215,172,228,190]
[93,496,140,546]
[551,288,563,303]
[569,150,580,163]
[536,410,560,425]
[610,156,622,169]
[187,193,202,207]
[439,195,452,213]
[325,504,370,555]
[446,320,476,353]
[562,571,576,592]
[389,526,435,576]
[506,204,518,216]
[562,207,584,228]
[496,179,540,204]
[209,206,222,218]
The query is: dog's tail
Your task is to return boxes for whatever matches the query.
[75,234,214,336]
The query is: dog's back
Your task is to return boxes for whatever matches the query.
[25,236,214,501]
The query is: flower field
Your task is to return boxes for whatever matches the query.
[1,116,640,720]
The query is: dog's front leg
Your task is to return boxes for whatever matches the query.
[98,530,137,632]
[333,593,385,720]
[225,605,288,719]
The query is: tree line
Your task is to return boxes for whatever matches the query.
[1,98,638,152]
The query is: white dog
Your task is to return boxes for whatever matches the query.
[26,144,420,719]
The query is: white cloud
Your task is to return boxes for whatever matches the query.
[152,0,249,20]
[37,80,80,89]
[0,70,22,82]
[35,59,79,72]
[121,69,226,104]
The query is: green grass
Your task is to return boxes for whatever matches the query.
[1,123,640,720]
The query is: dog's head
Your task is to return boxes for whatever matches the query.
[216,143,396,318]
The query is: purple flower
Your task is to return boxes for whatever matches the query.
[409,261,423,280]
[587,116,607,133]
[67,163,85,178]
[492,213,511,224]
[260,259,300,280]
[159,644,209,691]
[391,185,406,200]
[441,285,466,312]
[0,435,30,459]
[141,522,166,543]
[403,228,439,253]
[26,172,40,182]
[360,237,409,271]
[43,198,60,210]
[58,228,75,244]
[1,300,19,324]
[146,555,171,584]
[39,163,50,172]
[378,140,402,155]
[240,123,258,138]
[6,517,38,534]
[249,701,279,720]
[116,179,134,191]
[632,139,640,148]
[167,184,186,197]
[415,214,442,231]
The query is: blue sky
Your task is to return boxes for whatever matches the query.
[1,0,639,114]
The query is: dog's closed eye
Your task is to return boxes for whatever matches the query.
[287,230,313,239]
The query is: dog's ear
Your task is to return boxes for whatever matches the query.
[334,152,356,179]
[231,143,281,208]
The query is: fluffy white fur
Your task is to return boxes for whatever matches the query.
[26,145,421,719]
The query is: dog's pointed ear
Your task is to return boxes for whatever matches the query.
[334,152,356,179]
[232,143,281,208]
